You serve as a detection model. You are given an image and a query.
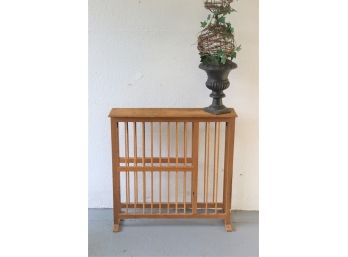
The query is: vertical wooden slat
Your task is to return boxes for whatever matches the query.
[203,122,209,213]
[167,122,170,213]
[133,122,138,210]
[217,122,221,213]
[205,122,211,213]
[183,122,187,213]
[142,122,146,214]
[214,122,221,213]
[159,122,162,213]
[223,122,229,213]
[125,122,129,214]
[150,122,154,212]
[111,118,121,231]
[175,122,179,213]
[212,123,216,206]
[191,122,199,214]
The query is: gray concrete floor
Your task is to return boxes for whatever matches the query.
[89,209,258,257]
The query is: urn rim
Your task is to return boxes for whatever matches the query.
[199,60,237,71]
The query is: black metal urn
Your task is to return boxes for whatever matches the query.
[199,60,237,115]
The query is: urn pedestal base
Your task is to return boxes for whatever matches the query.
[204,90,232,114]
[204,106,232,115]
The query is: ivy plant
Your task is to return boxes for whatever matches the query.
[198,2,241,65]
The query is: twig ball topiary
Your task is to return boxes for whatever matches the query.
[198,24,235,56]
[198,0,240,65]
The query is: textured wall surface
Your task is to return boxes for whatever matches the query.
[89,0,258,210]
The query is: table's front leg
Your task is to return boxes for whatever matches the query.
[111,118,121,232]
[223,118,236,232]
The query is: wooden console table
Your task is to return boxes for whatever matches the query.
[109,108,237,232]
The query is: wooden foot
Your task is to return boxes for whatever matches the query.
[225,223,233,232]
[112,224,120,232]
[224,211,233,232]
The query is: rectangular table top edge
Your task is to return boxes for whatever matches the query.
[108,108,238,119]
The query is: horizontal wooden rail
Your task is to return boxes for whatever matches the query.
[119,157,193,164]
[116,166,194,172]
[121,202,223,209]
[120,213,226,219]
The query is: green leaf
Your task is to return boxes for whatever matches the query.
[217,16,226,24]
[221,54,227,64]
[236,45,242,51]
[231,52,237,60]
[201,54,221,65]
[225,22,233,33]
[216,50,227,64]
[200,21,207,28]
[207,14,211,20]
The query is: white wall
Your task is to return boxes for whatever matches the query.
[89,0,258,210]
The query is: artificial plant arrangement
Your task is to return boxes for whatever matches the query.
[198,0,241,115]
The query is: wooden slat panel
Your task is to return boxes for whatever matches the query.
[109,108,237,232]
